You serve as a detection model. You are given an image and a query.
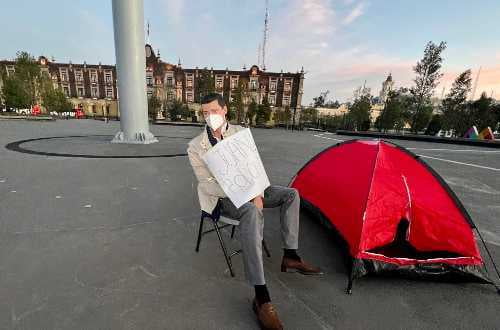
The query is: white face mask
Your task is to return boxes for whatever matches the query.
[205,114,225,131]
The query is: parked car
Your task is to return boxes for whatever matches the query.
[17,108,31,115]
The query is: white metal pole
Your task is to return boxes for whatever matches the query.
[111,0,158,144]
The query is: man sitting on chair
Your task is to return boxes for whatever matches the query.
[187,93,322,330]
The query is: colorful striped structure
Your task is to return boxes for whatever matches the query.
[464,126,479,139]
[478,127,494,140]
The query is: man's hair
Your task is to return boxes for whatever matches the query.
[201,93,226,108]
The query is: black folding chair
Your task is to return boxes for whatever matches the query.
[195,211,271,277]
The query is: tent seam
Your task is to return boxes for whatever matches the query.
[356,140,381,256]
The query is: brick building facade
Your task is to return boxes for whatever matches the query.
[1,44,305,122]
[0,56,119,117]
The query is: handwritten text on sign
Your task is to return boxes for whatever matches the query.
[202,128,270,208]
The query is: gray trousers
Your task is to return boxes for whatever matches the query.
[219,185,300,286]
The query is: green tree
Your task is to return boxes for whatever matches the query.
[226,104,235,121]
[230,80,246,123]
[148,94,162,121]
[376,90,405,132]
[2,52,46,110]
[312,90,329,107]
[425,114,442,135]
[272,108,283,124]
[414,104,434,133]
[1,74,29,109]
[325,100,340,108]
[256,97,271,125]
[167,99,184,121]
[246,99,258,125]
[299,107,318,127]
[322,115,343,131]
[196,68,215,102]
[272,106,291,128]
[348,94,371,131]
[441,70,472,134]
[410,41,447,132]
[470,92,497,132]
[182,104,191,120]
[283,106,292,128]
[40,76,72,114]
[493,103,500,132]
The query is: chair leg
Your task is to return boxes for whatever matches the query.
[195,215,205,252]
[213,220,235,277]
[230,225,236,239]
[262,239,271,258]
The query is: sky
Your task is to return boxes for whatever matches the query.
[1,0,499,104]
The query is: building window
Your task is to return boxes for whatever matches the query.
[77,86,84,97]
[269,78,277,91]
[186,91,194,103]
[230,76,239,89]
[215,75,224,89]
[104,70,113,83]
[186,73,194,88]
[268,94,276,105]
[282,95,290,106]
[166,73,174,87]
[6,66,15,76]
[167,91,174,101]
[284,79,292,92]
[105,87,113,98]
[91,87,98,98]
[146,73,153,86]
[62,85,70,97]
[90,70,98,83]
[250,78,258,90]
[147,90,153,97]
[75,70,83,82]
[60,69,68,82]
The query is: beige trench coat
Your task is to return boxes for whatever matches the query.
[187,124,245,213]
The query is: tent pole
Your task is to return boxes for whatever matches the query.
[475,228,500,294]
[346,277,353,295]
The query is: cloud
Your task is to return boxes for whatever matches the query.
[266,0,414,103]
[342,2,366,25]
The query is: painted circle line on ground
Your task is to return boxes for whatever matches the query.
[4,135,191,159]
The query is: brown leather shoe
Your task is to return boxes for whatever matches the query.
[252,299,284,330]
[281,257,323,275]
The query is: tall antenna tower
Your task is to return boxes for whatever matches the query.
[471,66,482,101]
[261,0,269,70]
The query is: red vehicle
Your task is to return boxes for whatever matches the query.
[31,105,41,116]
[75,108,85,119]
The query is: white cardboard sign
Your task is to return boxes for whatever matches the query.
[202,128,270,208]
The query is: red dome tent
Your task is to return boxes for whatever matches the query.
[290,139,498,293]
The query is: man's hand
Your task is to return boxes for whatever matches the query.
[253,195,263,210]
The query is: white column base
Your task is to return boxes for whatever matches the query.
[111,131,159,144]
